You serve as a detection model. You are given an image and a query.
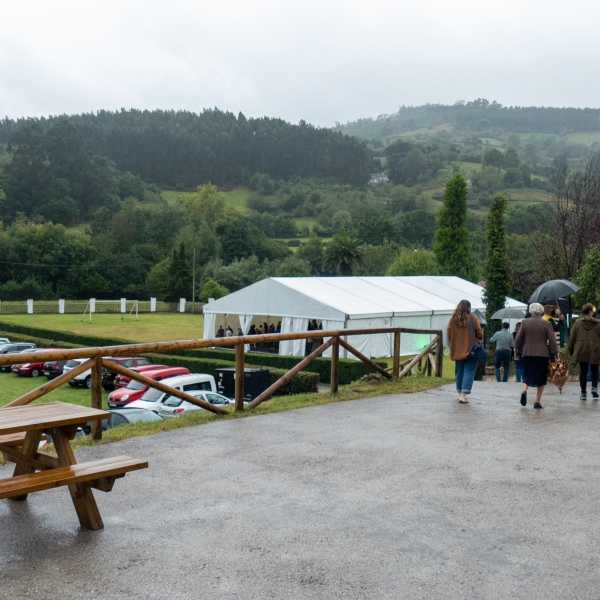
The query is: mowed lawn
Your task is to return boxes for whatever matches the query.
[0,313,204,343]
[0,371,111,409]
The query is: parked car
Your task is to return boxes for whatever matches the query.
[13,348,63,377]
[126,373,217,413]
[107,366,191,408]
[0,337,10,344]
[101,357,153,391]
[0,343,37,372]
[111,363,169,390]
[159,390,233,417]
[75,409,163,436]
[63,356,117,388]
[43,359,69,380]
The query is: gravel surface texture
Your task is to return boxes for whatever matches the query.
[1,381,599,599]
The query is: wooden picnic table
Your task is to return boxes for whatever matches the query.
[0,401,147,530]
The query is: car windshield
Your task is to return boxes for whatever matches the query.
[163,394,187,408]
[140,387,165,402]
[126,380,146,391]
[65,360,82,368]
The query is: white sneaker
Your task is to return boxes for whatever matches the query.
[459,393,469,403]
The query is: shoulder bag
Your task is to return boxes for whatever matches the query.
[469,315,488,364]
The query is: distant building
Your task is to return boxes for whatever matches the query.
[466,179,473,189]
[368,173,389,186]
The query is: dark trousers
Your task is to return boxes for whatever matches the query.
[579,362,599,391]
[494,349,511,382]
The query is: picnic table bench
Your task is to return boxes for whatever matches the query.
[0,401,147,530]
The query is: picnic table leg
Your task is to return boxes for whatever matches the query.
[51,426,104,530]
[10,429,44,501]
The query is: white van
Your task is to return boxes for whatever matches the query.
[125,373,217,413]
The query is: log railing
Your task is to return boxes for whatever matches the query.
[0,327,444,439]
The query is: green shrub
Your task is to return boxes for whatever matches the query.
[0,322,132,347]
[0,330,80,350]
[0,321,385,384]
[176,348,386,384]
[142,353,319,396]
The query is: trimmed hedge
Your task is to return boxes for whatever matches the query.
[0,322,132,348]
[0,321,386,384]
[0,330,81,350]
[142,353,319,397]
[176,348,387,385]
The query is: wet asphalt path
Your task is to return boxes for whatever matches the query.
[1,381,599,599]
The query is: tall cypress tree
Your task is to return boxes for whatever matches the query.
[483,195,511,334]
[434,173,479,281]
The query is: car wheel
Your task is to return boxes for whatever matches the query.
[85,376,92,389]
[102,384,113,392]
[68,381,77,387]
[31,368,40,378]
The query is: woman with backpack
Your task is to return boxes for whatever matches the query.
[447,299,483,404]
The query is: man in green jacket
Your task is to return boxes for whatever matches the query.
[568,304,600,401]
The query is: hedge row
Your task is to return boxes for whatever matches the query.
[0,322,132,348]
[142,353,320,396]
[0,321,386,385]
[176,348,387,385]
[0,330,81,350]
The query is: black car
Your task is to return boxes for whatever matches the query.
[102,357,152,391]
[43,359,69,379]
[0,343,37,372]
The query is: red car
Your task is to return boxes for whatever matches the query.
[107,366,190,408]
[13,349,63,378]
[101,356,154,390]
[112,364,169,389]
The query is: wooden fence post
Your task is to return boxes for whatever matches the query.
[393,330,401,377]
[435,334,444,378]
[235,343,245,412]
[90,355,103,440]
[330,336,339,393]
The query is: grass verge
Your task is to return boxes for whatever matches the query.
[62,373,453,452]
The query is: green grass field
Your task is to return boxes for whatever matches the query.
[0,313,204,343]
[0,371,111,409]
[162,187,251,211]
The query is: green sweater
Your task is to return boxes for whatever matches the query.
[490,329,514,351]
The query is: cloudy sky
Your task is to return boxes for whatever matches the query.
[1,1,599,127]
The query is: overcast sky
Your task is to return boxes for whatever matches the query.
[1,1,599,127]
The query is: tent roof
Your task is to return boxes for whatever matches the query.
[204,276,527,320]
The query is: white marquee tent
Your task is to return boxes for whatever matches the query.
[202,276,527,358]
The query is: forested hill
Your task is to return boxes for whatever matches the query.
[335,99,600,140]
[0,109,369,188]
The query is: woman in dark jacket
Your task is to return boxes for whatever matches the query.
[567,303,600,401]
[514,302,559,409]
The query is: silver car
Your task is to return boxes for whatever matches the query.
[159,391,233,417]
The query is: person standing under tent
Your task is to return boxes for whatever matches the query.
[490,322,513,382]
[447,299,483,404]
[568,304,600,401]
[514,303,558,409]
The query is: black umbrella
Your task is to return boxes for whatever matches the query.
[528,280,580,305]
[490,307,526,320]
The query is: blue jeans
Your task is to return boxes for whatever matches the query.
[515,359,523,382]
[494,349,511,382]
[455,357,478,394]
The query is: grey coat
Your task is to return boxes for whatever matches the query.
[568,316,600,364]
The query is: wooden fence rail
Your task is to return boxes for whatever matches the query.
[0,327,444,439]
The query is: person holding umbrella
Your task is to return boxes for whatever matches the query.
[514,303,559,409]
[567,304,600,401]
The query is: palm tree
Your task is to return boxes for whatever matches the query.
[323,228,365,276]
